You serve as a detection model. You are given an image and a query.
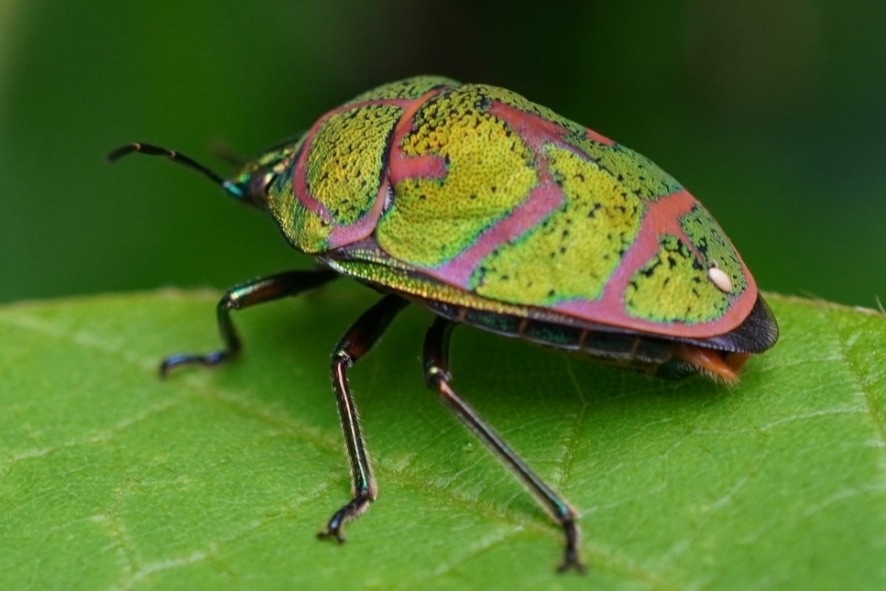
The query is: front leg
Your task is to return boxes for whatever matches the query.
[318,294,409,542]
[161,269,338,376]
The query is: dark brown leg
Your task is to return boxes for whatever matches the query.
[160,269,338,375]
[318,294,409,542]
[422,316,586,573]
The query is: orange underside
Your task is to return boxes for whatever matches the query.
[673,345,751,384]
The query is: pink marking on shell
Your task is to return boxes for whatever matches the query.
[293,91,448,250]
[328,178,393,248]
[293,142,332,222]
[432,177,564,286]
[586,128,615,146]
[553,189,758,338]
[388,153,447,183]
[387,92,450,184]
[491,100,569,143]
[423,100,570,286]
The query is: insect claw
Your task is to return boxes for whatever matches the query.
[158,351,230,377]
[557,559,588,574]
[317,531,346,544]
[317,525,346,544]
[555,518,586,573]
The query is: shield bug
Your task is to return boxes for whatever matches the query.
[109,76,778,572]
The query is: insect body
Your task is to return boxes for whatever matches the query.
[110,76,778,572]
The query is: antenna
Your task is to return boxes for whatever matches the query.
[107,142,245,198]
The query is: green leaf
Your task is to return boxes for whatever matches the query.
[1,289,883,590]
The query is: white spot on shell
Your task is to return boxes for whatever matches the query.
[708,266,733,293]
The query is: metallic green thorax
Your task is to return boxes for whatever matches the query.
[251,77,759,340]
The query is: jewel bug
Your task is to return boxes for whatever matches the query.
[109,76,778,572]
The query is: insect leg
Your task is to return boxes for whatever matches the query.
[319,294,410,542]
[160,268,339,376]
[422,316,586,573]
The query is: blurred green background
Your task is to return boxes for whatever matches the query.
[1,1,883,306]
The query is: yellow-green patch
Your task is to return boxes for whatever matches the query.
[625,234,730,323]
[378,87,537,267]
[267,177,332,254]
[569,137,683,201]
[481,85,589,139]
[349,76,458,102]
[680,206,747,294]
[472,145,644,304]
[305,105,402,225]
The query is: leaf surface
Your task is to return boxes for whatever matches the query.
[1,289,883,590]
